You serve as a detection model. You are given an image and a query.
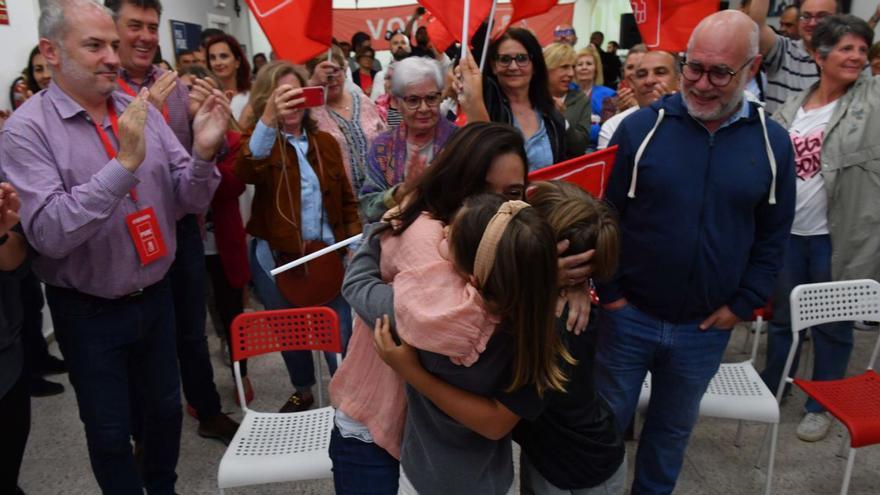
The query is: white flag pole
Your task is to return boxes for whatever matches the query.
[479,0,498,71]
[461,0,472,58]
[270,233,364,277]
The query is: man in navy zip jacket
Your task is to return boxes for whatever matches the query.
[595,11,796,494]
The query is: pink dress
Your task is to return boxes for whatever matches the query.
[329,214,498,458]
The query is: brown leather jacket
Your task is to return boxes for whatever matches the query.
[234,127,361,256]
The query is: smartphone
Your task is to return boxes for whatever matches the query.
[296,86,326,109]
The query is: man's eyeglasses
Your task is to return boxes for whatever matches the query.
[680,57,755,87]
[401,92,442,110]
[799,12,832,23]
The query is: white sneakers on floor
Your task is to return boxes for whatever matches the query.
[797,412,832,442]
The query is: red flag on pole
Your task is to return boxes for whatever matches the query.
[418,0,494,48]
[245,0,333,64]
[629,0,718,52]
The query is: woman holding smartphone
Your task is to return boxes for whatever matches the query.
[235,61,361,414]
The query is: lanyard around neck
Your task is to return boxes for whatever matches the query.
[117,77,170,123]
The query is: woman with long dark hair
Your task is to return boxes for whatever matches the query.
[475,28,582,170]
[206,34,252,123]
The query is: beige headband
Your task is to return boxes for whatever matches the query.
[473,200,531,288]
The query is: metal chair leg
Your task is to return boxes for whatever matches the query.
[764,423,778,495]
[755,423,772,469]
[735,420,745,448]
[837,432,849,459]
[314,350,324,408]
[840,447,857,495]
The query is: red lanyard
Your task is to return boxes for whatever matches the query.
[93,100,138,202]
[116,78,170,123]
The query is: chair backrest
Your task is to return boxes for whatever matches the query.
[790,280,880,333]
[230,307,342,362]
[779,280,880,399]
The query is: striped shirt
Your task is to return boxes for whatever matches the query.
[386,107,403,127]
[763,36,820,115]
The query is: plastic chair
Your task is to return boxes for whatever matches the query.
[217,307,342,493]
[777,280,880,495]
[637,312,780,495]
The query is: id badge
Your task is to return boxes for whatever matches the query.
[125,207,168,266]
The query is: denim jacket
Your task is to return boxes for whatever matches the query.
[772,75,880,282]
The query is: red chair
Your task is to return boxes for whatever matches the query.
[218,307,342,493]
[780,280,880,495]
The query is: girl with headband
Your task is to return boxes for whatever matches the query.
[375,181,627,495]
[379,193,566,494]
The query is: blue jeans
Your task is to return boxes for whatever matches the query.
[595,303,731,495]
[169,214,221,418]
[760,234,853,413]
[48,280,182,494]
[328,427,399,494]
[249,239,353,390]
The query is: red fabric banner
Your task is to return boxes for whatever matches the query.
[333,3,574,51]
[528,146,618,200]
[629,0,718,52]
[246,0,333,64]
[508,0,559,26]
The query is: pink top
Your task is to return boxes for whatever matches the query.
[329,214,498,458]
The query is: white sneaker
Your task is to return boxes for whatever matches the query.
[797,412,832,442]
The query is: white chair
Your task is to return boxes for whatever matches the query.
[774,279,880,495]
[217,307,341,493]
[637,313,780,495]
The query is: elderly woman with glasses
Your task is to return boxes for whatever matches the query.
[359,56,457,222]
[761,14,880,444]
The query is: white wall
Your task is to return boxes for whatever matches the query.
[159,0,252,63]
[0,0,40,110]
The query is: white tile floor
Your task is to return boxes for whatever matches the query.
[18,323,880,494]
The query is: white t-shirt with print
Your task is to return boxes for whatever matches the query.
[789,100,837,236]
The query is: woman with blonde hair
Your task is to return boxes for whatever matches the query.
[543,42,591,154]
[235,61,361,413]
[575,46,616,127]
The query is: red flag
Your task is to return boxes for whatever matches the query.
[508,0,558,25]
[425,13,457,53]
[629,0,717,52]
[418,0,494,48]
[246,0,332,64]
[528,146,618,199]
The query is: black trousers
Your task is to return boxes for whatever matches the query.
[0,368,31,492]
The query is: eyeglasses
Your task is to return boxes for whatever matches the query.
[495,53,531,68]
[680,57,755,87]
[799,12,832,23]
[401,92,442,110]
[554,28,576,37]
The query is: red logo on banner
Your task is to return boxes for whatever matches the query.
[629,0,717,52]
[0,0,9,25]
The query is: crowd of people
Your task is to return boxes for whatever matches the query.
[0,0,878,494]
